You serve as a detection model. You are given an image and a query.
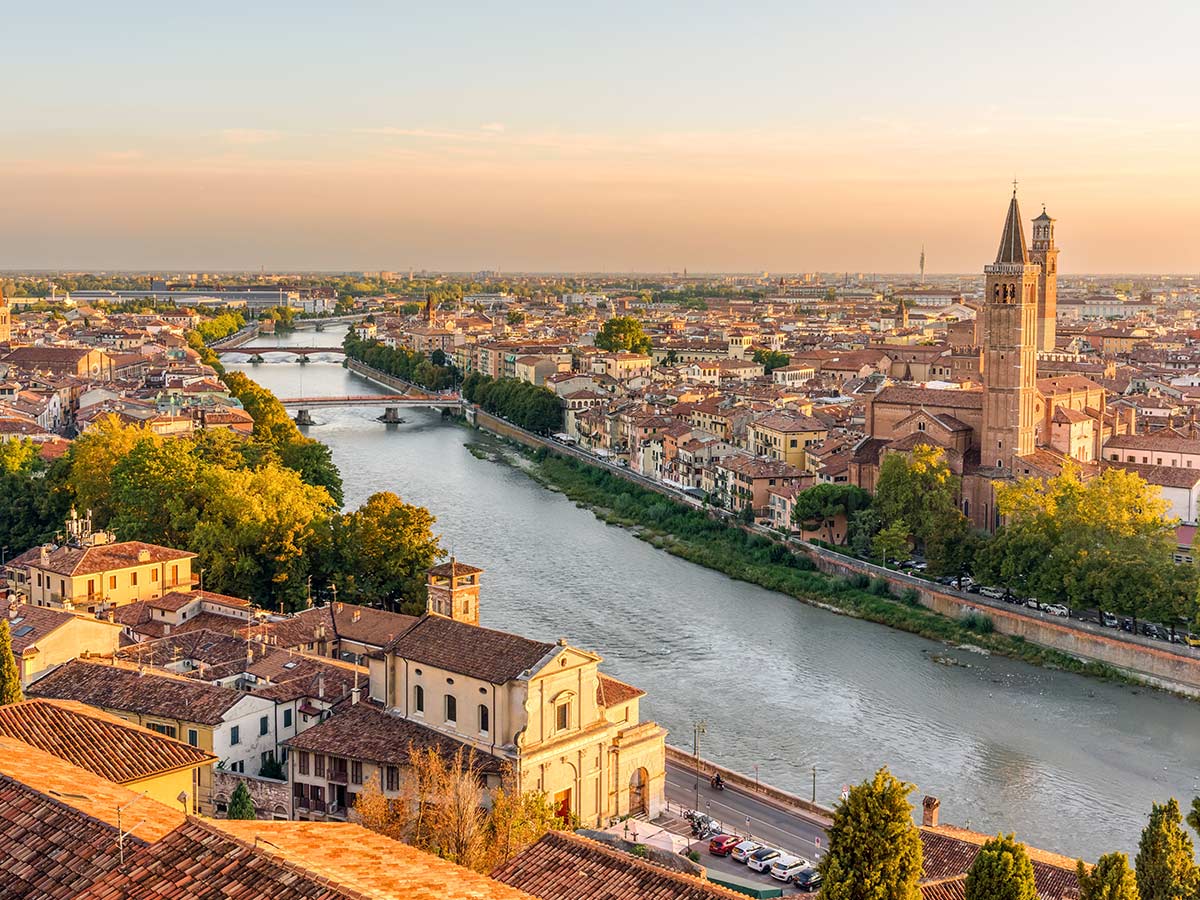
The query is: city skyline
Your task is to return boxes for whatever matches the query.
[5,2,1200,273]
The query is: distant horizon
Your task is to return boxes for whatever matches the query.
[6,4,1200,273]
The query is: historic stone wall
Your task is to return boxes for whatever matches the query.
[211,770,291,820]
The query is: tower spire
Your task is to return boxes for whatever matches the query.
[995,189,1029,265]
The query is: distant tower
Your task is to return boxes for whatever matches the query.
[0,284,10,344]
[981,187,1040,472]
[424,293,435,326]
[919,245,926,285]
[426,558,483,626]
[1029,206,1059,353]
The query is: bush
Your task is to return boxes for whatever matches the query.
[849,573,871,590]
[869,577,891,597]
[901,588,920,606]
[687,850,701,862]
[961,612,994,634]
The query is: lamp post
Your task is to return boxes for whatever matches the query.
[693,720,707,812]
[812,765,817,804]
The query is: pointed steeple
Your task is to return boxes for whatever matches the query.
[995,188,1030,265]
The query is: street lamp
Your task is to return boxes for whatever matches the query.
[812,765,817,804]
[693,721,707,811]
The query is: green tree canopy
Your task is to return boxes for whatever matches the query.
[1135,798,1197,900]
[752,348,791,374]
[792,483,871,544]
[593,316,651,355]
[226,781,256,819]
[1078,852,1140,900]
[818,767,923,900]
[964,833,1037,900]
[874,444,966,560]
[334,492,444,614]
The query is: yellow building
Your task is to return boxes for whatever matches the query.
[0,698,215,813]
[5,512,195,614]
[2,599,124,685]
[290,563,667,827]
[746,411,829,468]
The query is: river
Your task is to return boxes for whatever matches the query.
[224,327,1200,860]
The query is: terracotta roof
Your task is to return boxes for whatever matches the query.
[1105,432,1200,452]
[384,614,557,684]
[0,737,185,842]
[252,604,418,652]
[9,540,194,577]
[28,658,246,725]
[284,700,503,774]
[0,773,130,899]
[873,386,984,410]
[596,674,645,708]
[750,411,827,433]
[919,826,1080,900]
[1101,459,1200,489]
[1051,406,1093,425]
[0,600,79,655]
[491,830,748,899]
[213,819,538,900]
[76,818,365,900]
[0,698,214,784]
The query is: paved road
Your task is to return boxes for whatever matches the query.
[664,760,828,892]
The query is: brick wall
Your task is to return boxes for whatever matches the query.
[212,770,291,820]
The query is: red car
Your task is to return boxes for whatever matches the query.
[708,834,743,856]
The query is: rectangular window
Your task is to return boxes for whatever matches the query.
[171,564,179,584]
[259,715,269,736]
[230,725,240,746]
[147,722,177,739]
[556,702,569,732]
[109,575,117,589]
[351,760,363,785]
[151,569,159,582]
[386,766,400,792]
[314,754,325,778]
[130,572,138,586]
[298,751,310,775]
[187,729,199,747]
[283,709,293,728]
[445,695,457,724]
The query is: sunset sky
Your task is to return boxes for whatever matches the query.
[4,1,1199,273]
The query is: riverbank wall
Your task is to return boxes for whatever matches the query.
[210,323,260,349]
[468,408,1200,698]
[346,359,446,397]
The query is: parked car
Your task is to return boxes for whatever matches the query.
[1024,598,1042,610]
[1121,618,1135,633]
[793,867,824,893]
[1101,613,1119,628]
[769,856,808,883]
[1142,623,1166,640]
[1044,604,1069,617]
[746,847,783,873]
[980,586,1005,600]
[1185,634,1200,647]
[730,840,763,863]
[708,834,742,856]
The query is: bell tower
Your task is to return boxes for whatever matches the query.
[426,558,483,626]
[981,188,1040,472]
[0,284,10,344]
[1029,206,1059,353]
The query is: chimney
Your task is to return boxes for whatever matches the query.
[317,672,325,700]
[137,549,151,563]
[336,602,343,613]
[39,545,49,564]
[352,609,361,623]
[922,795,940,828]
[351,686,361,705]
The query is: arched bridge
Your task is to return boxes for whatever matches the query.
[218,346,346,356]
[278,394,459,408]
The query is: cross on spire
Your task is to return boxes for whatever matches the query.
[1012,177,1018,196]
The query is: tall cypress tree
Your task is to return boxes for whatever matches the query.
[1135,798,1197,900]
[0,619,23,706]
[817,767,923,900]
[964,833,1037,900]
[1078,852,1140,900]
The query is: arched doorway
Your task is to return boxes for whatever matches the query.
[628,767,649,817]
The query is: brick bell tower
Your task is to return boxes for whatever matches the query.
[425,558,483,626]
[1029,205,1059,353]
[981,187,1040,472]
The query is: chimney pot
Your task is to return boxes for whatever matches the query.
[922,795,940,828]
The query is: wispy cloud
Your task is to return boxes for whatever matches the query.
[220,128,283,145]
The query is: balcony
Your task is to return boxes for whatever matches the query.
[327,769,348,785]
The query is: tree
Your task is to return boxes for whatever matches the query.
[964,833,1037,900]
[1078,852,1140,900]
[874,445,966,555]
[226,781,256,819]
[69,415,150,526]
[353,772,409,840]
[1135,798,1197,900]
[752,348,791,374]
[818,767,923,900]
[593,316,651,354]
[334,492,444,613]
[792,484,871,544]
[0,620,23,705]
[483,779,564,870]
[874,520,911,564]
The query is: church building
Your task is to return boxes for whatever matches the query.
[849,190,1135,530]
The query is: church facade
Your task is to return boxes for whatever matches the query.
[849,191,1135,530]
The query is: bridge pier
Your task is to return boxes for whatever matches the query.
[294,409,315,426]
[378,407,405,424]
[250,354,265,363]
[297,355,310,365]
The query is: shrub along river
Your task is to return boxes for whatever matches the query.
[225,329,1200,860]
